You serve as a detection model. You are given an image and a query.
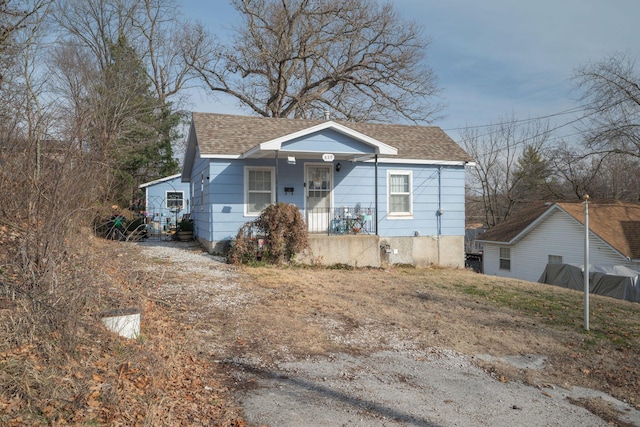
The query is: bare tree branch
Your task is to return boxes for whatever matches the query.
[462,117,551,227]
[573,52,640,158]
[185,0,443,123]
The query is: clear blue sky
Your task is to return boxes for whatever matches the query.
[182,0,640,141]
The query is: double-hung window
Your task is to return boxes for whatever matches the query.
[499,247,511,271]
[388,170,412,217]
[166,191,184,209]
[245,167,275,216]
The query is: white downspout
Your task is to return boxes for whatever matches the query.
[437,166,443,265]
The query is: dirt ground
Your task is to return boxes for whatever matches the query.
[130,239,639,426]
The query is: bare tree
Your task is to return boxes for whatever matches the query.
[0,0,51,131]
[185,0,442,122]
[599,153,640,201]
[462,117,550,227]
[51,0,138,71]
[547,141,606,200]
[50,0,202,205]
[52,0,198,130]
[573,52,640,159]
[133,0,202,107]
[0,0,108,355]
[549,142,640,202]
[0,1,50,86]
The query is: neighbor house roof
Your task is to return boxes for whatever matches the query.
[138,173,182,189]
[477,200,640,260]
[189,112,474,163]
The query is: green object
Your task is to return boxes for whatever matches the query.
[179,220,194,231]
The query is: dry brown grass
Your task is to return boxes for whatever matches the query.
[0,238,245,426]
[2,234,638,425]
[177,263,639,413]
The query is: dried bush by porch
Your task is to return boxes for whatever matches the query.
[228,203,309,265]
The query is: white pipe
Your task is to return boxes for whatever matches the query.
[584,195,590,331]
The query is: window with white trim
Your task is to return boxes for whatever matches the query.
[548,255,563,264]
[166,191,183,209]
[245,167,275,216]
[499,247,511,271]
[388,170,412,217]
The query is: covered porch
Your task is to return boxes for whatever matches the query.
[241,120,397,237]
[306,204,376,235]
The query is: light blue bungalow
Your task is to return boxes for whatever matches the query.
[181,112,474,267]
[138,174,191,232]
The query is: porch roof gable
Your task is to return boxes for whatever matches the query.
[243,120,397,159]
[138,173,182,189]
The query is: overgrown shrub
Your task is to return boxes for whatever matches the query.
[227,223,262,265]
[93,210,149,241]
[126,217,146,233]
[228,203,309,265]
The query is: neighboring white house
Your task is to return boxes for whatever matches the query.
[476,201,640,282]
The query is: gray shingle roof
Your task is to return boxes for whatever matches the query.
[191,112,473,162]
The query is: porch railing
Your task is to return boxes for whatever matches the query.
[306,205,376,235]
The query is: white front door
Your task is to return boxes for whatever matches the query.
[306,164,332,233]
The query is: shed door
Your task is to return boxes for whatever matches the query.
[306,165,332,233]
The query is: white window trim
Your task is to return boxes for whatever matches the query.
[244,166,276,217]
[387,170,413,219]
[548,254,563,265]
[499,247,511,271]
[165,191,184,209]
[200,172,204,211]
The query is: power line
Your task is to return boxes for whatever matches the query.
[453,104,610,152]
[442,105,589,133]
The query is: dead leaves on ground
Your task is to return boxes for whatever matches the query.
[0,305,245,426]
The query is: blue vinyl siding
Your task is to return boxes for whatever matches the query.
[188,154,211,239]
[200,159,466,242]
[333,162,376,210]
[372,165,465,237]
[209,161,244,241]
[281,129,376,155]
[143,175,190,229]
[192,129,467,243]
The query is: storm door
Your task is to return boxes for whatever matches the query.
[306,164,332,233]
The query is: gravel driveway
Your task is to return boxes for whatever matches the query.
[135,239,640,427]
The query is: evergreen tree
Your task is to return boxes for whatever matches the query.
[95,34,180,208]
[512,145,553,202]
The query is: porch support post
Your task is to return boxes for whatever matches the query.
[275,150,279,204]
[375,154,379,235]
